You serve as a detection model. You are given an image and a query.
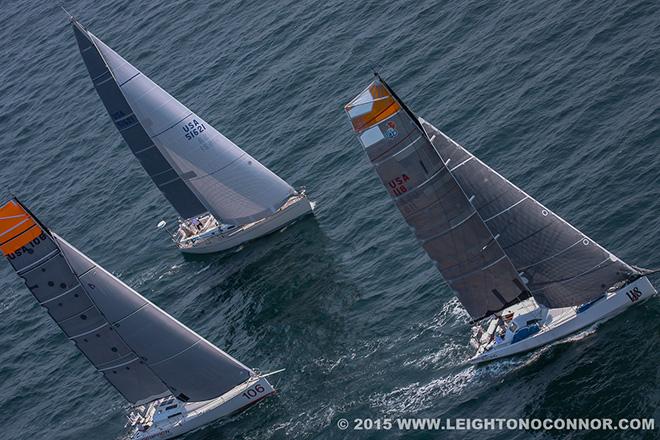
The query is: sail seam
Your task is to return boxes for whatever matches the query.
[97,352,137,370]
[519,239,583,271]
[18,249,60,276]
[447,255,507,283]
[371,125,416,162]
[152,112,193,138]
[0,217,29,240]
[531,257,612,292]
[68,322,108,339]
[91,70,111,82]
[393,167,445,201]
[449,156,474,171]
[118,72,141,87]
[98,356,141,372]
[0,222,37,246]
[133,143,158,155]
[39,285,82,305]
[381,136,422,163]
[118,120,141,132]
[187,152,247,181]
[157,177,181,187]
[148,340,201,367]
[113,303,149,325]
[16,249,59,275]
[483,196,529,222]
[421,211,476,243]
[96,76,115,87]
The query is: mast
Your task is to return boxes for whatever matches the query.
[0,198,254,405]
[345,76,637,320]
[71,19,296,225]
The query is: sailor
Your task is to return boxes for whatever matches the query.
[191,217,202,231]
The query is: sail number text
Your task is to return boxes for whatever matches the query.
[7,232,48,259]
[182,119,206,140]
[388,174,410,196]
[626,286,643,303]
[242,384,266,400]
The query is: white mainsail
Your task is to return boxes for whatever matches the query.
[72,19,295,225]
[0,199,253,405]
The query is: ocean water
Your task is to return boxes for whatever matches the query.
[0,0,658,439]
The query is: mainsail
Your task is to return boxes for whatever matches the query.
[0,199,253,404]
[72,19,295,225]
[345,76,637,320]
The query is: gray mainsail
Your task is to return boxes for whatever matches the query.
[0,199,252,404]
[345,76,636,320]
[72,19,295,225]
[420,121,636,308]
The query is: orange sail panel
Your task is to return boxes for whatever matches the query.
[345,81,401,131]
[0,200,44,255]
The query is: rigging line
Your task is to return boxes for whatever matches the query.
[631,265,660,276]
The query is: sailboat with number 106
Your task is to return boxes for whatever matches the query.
[345,74,657,363]
[0,198,279,439]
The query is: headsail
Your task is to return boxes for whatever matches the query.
[0,199,253,404]
[345,75,636,320]
[72,19,295,225]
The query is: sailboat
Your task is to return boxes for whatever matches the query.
[69,16,314,254]
[0,198,278,438]
[345,74,657,364]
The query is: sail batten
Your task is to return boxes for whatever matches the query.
[72,19,296,225]
[346,77,636,319]
[0,199,254,405]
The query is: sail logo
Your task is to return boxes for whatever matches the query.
[388,174,410,196]
[182,119,207,141]
[384,121,398,138]
[626,286,643,303]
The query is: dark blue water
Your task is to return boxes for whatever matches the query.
[0,0,658,439]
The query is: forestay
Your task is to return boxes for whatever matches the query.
[345,76,636,319]
[0,199,253,405]
[72,19,295,225]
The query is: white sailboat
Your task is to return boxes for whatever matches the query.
[345,74,657,364]
[0,198,278,439]
[70,17,314,254]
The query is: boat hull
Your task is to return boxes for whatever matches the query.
[470,276,656,364]
[178,195,314,254]
[133,376,274,440]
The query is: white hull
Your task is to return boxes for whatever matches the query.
[177,194,314,254]
[470,277,656,364]
[132,376,274,440]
